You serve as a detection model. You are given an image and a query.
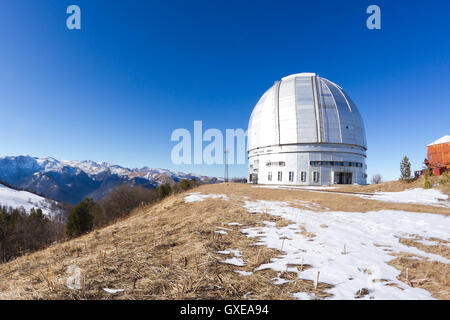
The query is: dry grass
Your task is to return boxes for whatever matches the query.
[387,235,450,299]
[389,253,450,300]
[203,183,450,215]
[399,237,450,260]
[0,182,448,300]
[337,175,450,197]
[0,188,331,300]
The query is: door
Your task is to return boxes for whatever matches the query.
[334,172,352,184]
[250,174,258,184]
[342,172,352,184]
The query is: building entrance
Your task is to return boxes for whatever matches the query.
[334,172,352,184]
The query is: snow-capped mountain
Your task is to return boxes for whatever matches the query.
[0,156,219,204]
[0,183,55,216]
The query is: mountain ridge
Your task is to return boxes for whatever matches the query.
[0,155,220,204]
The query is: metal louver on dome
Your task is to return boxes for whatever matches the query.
[248,73,367,152]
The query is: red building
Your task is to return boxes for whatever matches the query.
[425,135,450,176]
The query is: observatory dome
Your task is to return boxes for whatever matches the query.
[248,73,366,151]
[247,73,367,186]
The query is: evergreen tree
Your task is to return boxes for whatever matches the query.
[424,173,432,189]
[0,207,8,241]
[29,208,45,221]
[178,179,191,191]
[440,172,449,185]
[66,198,95,238]
[159,184,172,198]
[400,155,412,182]
[427,165,433,177]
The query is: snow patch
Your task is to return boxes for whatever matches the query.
[184,192,229,203]
[293,292,317,300]
[103,288,124,294]
[221,257,245,266]
[218,248,245,266]
[406,238,450,247]
[217,249,242,257]
[0,184,54,216]
[262,221,277,227]
[359,188,450,208]
[272,276,292,285]
[241,199,450,299]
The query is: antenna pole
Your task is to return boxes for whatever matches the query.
[224,149,229,183]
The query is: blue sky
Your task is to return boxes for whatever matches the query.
[0,0,449,181]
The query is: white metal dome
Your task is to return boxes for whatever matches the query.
[247,73,367,152]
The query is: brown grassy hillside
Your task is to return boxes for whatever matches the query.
[337,175,450,196]
[0,182,448,300]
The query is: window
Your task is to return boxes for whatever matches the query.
[313,171,320,183]
[266,161,286,167]
[301,171,307,182]
[289,171,294,182]
[278,171,282,182]
[310,161,363,168]
[268,172,272,181]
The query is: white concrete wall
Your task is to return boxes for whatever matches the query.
[248,144,367,186]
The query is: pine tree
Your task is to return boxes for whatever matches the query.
[29,208,45,220]
[424,173,432,189]
[178,179,191,191]
[159,184,172,198]
[66,198,95,238]
[440,172,449,185]
[427,165,433,177]
[400,155,412,182]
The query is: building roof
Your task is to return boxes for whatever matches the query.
[427,135,450,146]
[247,73,367,151]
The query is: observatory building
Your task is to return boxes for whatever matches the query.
[247,73,367,185]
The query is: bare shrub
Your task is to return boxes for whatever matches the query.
[93,185,157,228]
[93,179,198,228]
[371,174,382,184]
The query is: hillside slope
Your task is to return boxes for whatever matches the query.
[0,183,56,216]
[338,175,450,196]
[0,183,448,300]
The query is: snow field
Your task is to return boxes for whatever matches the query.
[242,200,449,299]
[0,184,54,216]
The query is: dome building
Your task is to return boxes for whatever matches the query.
[247,73,367,185]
